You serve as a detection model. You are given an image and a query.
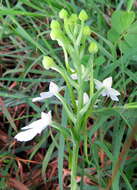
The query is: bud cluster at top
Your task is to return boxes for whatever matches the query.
[49,9,98,54]
[50,9,90,40]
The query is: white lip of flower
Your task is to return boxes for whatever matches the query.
[14,111,52,142]
[32,82,62,102]
[94,77,120,101]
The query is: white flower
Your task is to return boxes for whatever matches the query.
[94,77,120,101]
[14,111,52,142]
[32,82,61,102]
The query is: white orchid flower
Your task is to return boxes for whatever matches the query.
[32,82,62,102]
[14,111,52,142]
[94,77,120,101]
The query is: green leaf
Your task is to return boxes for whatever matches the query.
[111,10,135,34]
[124,22,137,47]
[107,28,120,42]
[118,40,131,53]
[42,133,59,180]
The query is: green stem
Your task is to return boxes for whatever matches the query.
[127,0,134,12]
[73,44,83,112]
[53,64,78,112]
[71,142,79,190]
[83,118,90,164]
[61,42,70,71]
[76,21,84,47]
[89,54,94,97]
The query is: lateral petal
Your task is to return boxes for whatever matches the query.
[94,79,103,90]
[49,82,60,94]
[21,119,44,130]
[103,77,112,88]
[40,92,54,99]
[109,88,120,96]
[110,94,119,101]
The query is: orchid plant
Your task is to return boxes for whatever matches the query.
[14,9,120,190]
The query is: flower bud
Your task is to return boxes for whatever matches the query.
[59,9,68,19]
[50,20,60,30]
[42,56,55,70]
[88,42,98,54]
[50,29,63,40]
[83,26,91,36]
[69,13,78,24]
[79,10,88,21]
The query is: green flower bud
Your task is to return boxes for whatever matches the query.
[50,20,60,30]
[42,56,55,70]
[79,10,88,21]
[50,29,70,49]
[83,26,91,36]
[50,28,63,40]
[59,9,68,19]
[88,42,98,54]
[69,13,78,24]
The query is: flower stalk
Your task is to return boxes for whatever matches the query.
[71,142,79,190]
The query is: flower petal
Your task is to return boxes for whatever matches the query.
[22,112,52,131]
[32,97,44,102]
[32,82,63,103]
[41,111,52,124]
[21,119,45,130]
[110,94,119,101]
[103,77,112,88]
[14,128,38,142]
[49,82,60,94]
[40,92,54,99]
[94,79,103,90]
[101,90,108,96]
[32,92,54,102]
[14,111,52,142]
[109,88,120,96]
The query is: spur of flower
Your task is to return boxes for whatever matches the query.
[14,111,52,142]
[32,82,62,102]
[94,77,120,101]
